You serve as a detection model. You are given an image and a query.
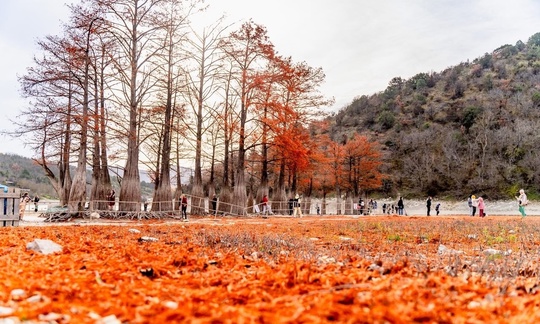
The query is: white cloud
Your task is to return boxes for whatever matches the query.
[1,0,539,157]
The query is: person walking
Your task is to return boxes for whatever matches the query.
[397,197,404,216]
[435,202,441,216]
[181,194,188,221]
[426,196,432,216]
[261,194,269,216]
[516,189,528,218]
[467,195,473,216]
[288,198,294,215]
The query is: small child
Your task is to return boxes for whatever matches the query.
[435,203,440,215]
[477,196,485,217]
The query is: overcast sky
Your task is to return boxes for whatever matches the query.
[1,0,539,158]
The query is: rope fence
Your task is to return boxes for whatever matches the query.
[31,195,384,218]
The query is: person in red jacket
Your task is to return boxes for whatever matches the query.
[181,194,188,221]
[261,195,269,216]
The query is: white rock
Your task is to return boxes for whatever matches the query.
[318,256,336,264]
[26,239,63,255]
[98,315,122,324]
[10,289,26,301]
[0,307,14,316]
[483,248,511,256]
[139,236,158,242]
[163,301,178,309]
[438,244,463,255]
[0,317,19,324]
[129,229,141,234]
[38,312,64,321]
[367,263,382,271]
[88,312,101,320]
[26,295,43,303]
[89,212,101,219]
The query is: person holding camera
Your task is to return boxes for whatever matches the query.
[516,189,528,218]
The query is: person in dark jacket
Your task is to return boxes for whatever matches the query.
[211,195,218,215]
[288,198,294,215]
[181,194,188,220]
[33,195,40,212]
[397,197,404,215]
[426,196,432,216]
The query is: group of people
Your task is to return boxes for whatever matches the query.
[17,189,533,221]
[382,197,406,215]
[467,189,529,218]
[467,195,486,217]
[285,195,303,217]
[425,197,441,216]
[357,198,378,215]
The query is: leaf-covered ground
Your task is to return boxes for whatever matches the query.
[2,215,540,323]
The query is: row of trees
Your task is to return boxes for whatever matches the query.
[15,0,383,213]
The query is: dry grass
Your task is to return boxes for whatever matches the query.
[2,215,540,323]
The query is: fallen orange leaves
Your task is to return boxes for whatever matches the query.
[0,216,539,323]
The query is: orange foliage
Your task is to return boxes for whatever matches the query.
[343,134,384,194]
[3,216,540,323]
[249,52,331,193]
[304,130,384,197]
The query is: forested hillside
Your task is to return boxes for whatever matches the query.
[331,32,540,200]
[0,153,159,200]
[0,153,55,197]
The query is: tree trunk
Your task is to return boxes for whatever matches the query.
[68,35,92,213]
[97,56,112,210]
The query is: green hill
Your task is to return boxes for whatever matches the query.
[0,153,165,200]
[330,32,540,200]
[0,153,56,197]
